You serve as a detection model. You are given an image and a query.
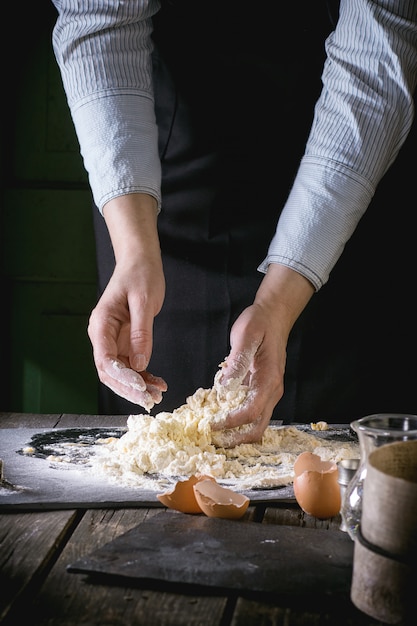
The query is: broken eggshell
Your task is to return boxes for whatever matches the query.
[193,478,250,519]
[157,474,215,514]
[293,451,341,519]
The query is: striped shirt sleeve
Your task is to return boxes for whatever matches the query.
[51,0,162,212]
[51,1,416,288]
[260,0,417,289]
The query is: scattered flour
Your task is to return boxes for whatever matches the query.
[90,368,359,491]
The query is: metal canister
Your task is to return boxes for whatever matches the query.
[337,458,360,532]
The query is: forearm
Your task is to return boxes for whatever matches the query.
[103,193,161,267]
[255,264,315,338]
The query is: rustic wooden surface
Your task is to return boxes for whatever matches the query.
[0,413,389,625]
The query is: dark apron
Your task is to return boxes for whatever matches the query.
[93,0,417,422]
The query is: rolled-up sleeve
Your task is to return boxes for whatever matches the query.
[51,0,162,212]
[260,0,417,290]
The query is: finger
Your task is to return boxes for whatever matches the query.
[211,364,262,431]
[103,376,156,412]
[212,366,281,433]
[219,346,257,387]
[211,393,265,432]
[104,358,147,390]
[141,370,168,392]
[140,370,168,407]
[101,360,168,410]
[101,358,149,406]
[128,299,155,372]
[211,415,270,448]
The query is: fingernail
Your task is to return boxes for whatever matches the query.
[132,354,147,371]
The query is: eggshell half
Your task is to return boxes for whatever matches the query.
[293,452,341,519]
[157,474,215,514]
[294,451,336,476]
[193,479,250,519]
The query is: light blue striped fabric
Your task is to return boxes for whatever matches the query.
[51,0,417,289]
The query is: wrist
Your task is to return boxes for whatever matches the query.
[255,263,314,335]
[102,193,160,264]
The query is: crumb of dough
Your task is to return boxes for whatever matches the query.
[310,421,329,431]
[22,446,35,455]
[90,367,359,491]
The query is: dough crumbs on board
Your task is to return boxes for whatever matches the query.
[310,421,329,431]
[90,368,359,491]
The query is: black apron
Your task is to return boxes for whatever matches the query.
[93,0,417,422]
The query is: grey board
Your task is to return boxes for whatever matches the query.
[68,510,354,601]
[0,425,356,510]
[0,427,161,509]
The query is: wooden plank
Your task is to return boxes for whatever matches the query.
[0,407,128,429]
[0,413,60,429]
[263,503,343,531]
[0,505,381,626]
[57,414,129,428]
[0,510,78,622]
[231,597,386,626]
[0,413,128,430]
[67,510,354,600]
[21,508,229,626]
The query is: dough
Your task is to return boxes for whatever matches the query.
[91,367,359,491]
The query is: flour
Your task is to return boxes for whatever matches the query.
[90,368,359,491]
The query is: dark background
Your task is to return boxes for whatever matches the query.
[1,3,98,413]
[1,2,416,417]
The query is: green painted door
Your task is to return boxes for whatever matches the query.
[1,3,98,414]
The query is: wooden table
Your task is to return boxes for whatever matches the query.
[0,413,387,626]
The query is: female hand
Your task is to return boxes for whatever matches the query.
[87,193,168,411]
[213,264,315,445]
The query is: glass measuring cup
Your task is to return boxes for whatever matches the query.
[340,413,417,541]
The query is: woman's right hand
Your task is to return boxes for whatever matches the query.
[87,193,168,411]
